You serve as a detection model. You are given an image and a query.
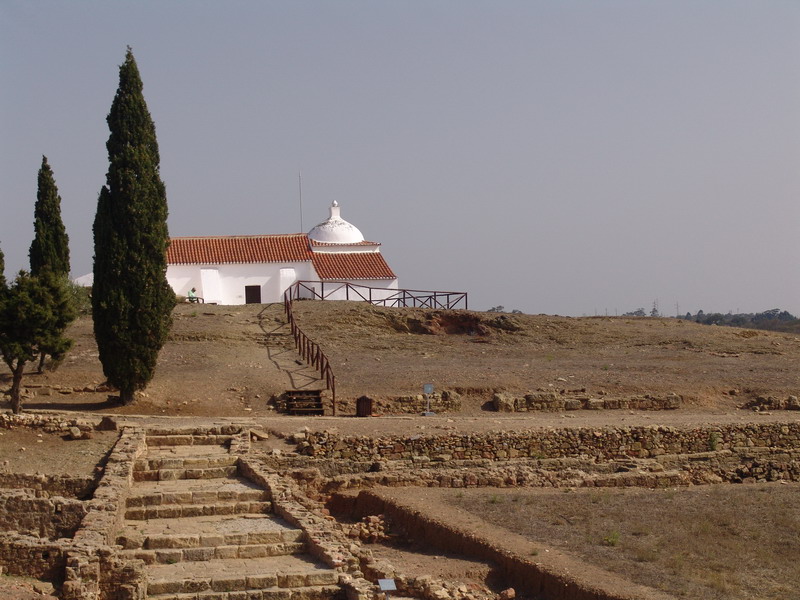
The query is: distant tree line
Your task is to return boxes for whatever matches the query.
[622,305,800,334]
[488,305,523,314]
[687,308,800,334]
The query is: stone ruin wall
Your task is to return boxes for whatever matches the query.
[299,422,800,462]
[0,415,149,600]
[0,536,70,582]
[0,490,87,539]
[0,473,96,499]
[492,391,682,412]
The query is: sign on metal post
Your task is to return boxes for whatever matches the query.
[379,578,397,600]
[422,383,435,416]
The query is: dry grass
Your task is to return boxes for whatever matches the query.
[446,483,800,600]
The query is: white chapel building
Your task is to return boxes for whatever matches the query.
[166,202,398,305]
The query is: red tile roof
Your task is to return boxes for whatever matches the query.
[311,252,396,280]
[167,234,396,280]
[167,235,312,264]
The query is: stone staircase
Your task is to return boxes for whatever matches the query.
[118,433,343,600]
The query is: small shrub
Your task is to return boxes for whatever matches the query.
[602,530,620,547]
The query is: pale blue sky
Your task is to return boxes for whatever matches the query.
[2,1,798,316]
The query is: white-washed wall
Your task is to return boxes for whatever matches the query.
[167,262,315,304]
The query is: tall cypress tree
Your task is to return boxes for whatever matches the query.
[29,156,73,372]
[29,156,70,277]
[92,48,175,405]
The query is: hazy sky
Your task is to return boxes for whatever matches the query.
[2,1,798,316]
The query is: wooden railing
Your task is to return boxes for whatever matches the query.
[290,281,468,310]
[283,288,336,414]
[282,281,468,415]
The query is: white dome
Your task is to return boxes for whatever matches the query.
[307,201,365,244]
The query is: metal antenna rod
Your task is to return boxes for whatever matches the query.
[298,170,304,232]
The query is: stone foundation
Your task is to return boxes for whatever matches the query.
[493,391,681,412]
[0,473,96,499]
[299,422,800,461]
[0,535,70,582]
[0,490,87,539]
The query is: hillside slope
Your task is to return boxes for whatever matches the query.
[2,301,798,417]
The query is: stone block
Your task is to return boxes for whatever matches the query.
[183,547,215,561]
[262,589,292,600]
[211,576,247,592]
[215,545,239,559]
[238,544,268,558]
[247,574,279,588]
[148,579,183,595]
[278,572,308,588]
[200,534,226,547]
[154,549,182,564]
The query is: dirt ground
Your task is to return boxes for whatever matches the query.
[2,302,798,421]
[1,301,799,599]
[446,484,800,600]
[365,484,800,600]
[0,574,58,600]
[0,429,117,478]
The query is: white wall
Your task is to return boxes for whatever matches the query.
[167,262,316,305]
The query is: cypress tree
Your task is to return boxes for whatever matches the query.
[29,156,73,372]
[92,48,175,405]
[29,156,70,277]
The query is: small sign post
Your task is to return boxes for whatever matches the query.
[378,578,397,600]
[422,383,435,416]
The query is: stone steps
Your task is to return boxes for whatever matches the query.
[136,455,239,472]
[127,476,268,508]
[126,500,272,520]
[149,583,343,600]
[122,541,307,564]
[118,513,305,550]
[134,465,239,482]
[145,555,340,597]
[146,435,236,447]
[122,432,342,600]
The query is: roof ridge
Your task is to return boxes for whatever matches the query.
[170,233,306,240]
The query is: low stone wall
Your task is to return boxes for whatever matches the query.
[0,490,87,539]
[743,395,800,412]
[379,391,462,415]
[62,427,146,600]
[238,458,377,600]
[493,391,681,412]
[300,422,800,461]
[0,473,96,499]
[335,391,462,415]
[0,411,98,434]
[0,534,70,582]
